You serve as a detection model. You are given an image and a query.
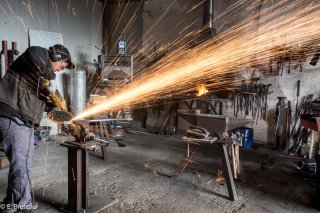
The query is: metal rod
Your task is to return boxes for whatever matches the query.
[85,118,132,122]
[2,41,8,72]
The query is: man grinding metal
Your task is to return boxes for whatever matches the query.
[0,44,74,213]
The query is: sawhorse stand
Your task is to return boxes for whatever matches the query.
[173,138,238,201]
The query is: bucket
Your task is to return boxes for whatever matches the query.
[37,126,52,141]
[238,127,254,148]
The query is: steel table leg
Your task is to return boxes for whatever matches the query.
[220,144,237,200]
[67,147,89,212]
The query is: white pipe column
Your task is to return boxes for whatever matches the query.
[0,53,5,78]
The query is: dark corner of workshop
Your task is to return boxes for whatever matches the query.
[1,0,320,212]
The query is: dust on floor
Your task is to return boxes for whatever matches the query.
[0,131,317,213]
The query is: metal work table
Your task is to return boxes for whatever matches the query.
[177,110,253,201]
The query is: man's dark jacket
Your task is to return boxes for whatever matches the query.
[0,46,56,125]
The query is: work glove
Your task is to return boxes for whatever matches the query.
[48,92,67,111]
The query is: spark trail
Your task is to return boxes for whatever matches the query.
[73,0,320,120]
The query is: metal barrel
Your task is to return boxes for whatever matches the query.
[69,69,86,116]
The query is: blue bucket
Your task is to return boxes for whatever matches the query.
[238,128,254,148]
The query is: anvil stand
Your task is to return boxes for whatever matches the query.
[60,141,115,213]
[60,142,91,212]
[60,141,119,213]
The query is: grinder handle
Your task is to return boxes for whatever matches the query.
[48,91,67,111]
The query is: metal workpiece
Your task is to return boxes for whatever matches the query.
[85,118,133,122]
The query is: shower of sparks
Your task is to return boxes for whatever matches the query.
[54,0,61,33]
[43,140,49,175]
[93,0,97,12]
[16,16,28,32]
[72,8,77,16]
[74,0,320,120]
[187,0,206,13]
[207,179,214,185]
[194,169,201,178]
[215,169,225,182]
[22,0,33,18]
[94,0,106,44]
[153,171,159,177]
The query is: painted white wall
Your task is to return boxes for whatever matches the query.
[0,0,103,134]
[0,0,103,62]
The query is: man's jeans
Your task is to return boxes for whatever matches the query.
[0,117,34,207]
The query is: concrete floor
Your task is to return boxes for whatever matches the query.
[0,131,318,213]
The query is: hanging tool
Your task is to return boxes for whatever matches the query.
[286,94,314,153]
[296,80,300,114]
[310,48,320,66]
[233,82,272,123]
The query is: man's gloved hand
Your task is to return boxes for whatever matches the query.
[48,92,67,111]
[42,79,56,92]
[60,99,67,111]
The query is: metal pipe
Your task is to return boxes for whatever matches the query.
[10,42,19,65]
[2,41,8,72]
[0,53,5,78]
[85,118,132,122]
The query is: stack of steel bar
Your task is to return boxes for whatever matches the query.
[286,94,314,154]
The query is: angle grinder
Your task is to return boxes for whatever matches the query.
[48,108,74,124]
